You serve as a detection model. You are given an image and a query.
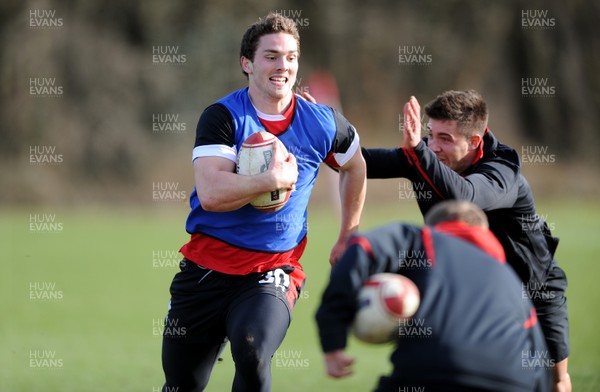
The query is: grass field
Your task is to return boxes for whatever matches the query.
[1,197,600,391]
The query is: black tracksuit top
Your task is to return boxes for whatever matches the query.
[361,130,559,284]
[316,223,551,391]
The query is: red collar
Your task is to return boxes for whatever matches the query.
[433,220,506,263]
[471,128,490,166]
[470,128,489,166]
[257,95,296,135]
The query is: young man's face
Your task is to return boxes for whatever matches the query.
[426,119,481,174]
[241,32,299,105]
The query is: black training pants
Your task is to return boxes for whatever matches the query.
[161,260,295,392]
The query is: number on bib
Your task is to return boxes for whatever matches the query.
[258,268,291,292]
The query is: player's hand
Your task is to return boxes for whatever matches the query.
[403,96,422,149]
[553,369,571,392]
[268,140,298,191]
[329,237,348,266]
[299,91,317,103]
[552,358,571,392]
[324,350,355,378]
[553,378,572,392]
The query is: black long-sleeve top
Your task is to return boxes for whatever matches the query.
[315,222,550,390]
[361,130,559,284]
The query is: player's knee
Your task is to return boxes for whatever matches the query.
[232,334,270,373]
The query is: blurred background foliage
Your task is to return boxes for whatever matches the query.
[1,0,599,205]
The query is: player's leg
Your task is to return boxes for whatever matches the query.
[162,339,227,392]
[227,293,290,391]
[161,260,230,391]
[226,268,296,392]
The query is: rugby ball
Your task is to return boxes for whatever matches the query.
[352,273,420,344]
[237,132,291,212]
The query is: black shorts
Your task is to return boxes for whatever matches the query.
[161,259,306,391]
[163,259,304,344]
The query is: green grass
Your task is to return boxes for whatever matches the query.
[1,198,599,391]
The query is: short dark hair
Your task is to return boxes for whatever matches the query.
[240,13,300,77]
[424,90,488,137]
[424,200,489,229]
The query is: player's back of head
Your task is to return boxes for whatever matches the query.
[424,200,488,229]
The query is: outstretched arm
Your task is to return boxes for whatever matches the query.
[401,96,520,210]
[358,95,423,180]
[329,148,367,265]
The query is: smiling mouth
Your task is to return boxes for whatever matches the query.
[269,76,288,86]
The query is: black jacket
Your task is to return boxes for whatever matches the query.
[362,130,559,284]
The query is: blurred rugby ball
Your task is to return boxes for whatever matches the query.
[237,131,290,212]
[352,273,420,344]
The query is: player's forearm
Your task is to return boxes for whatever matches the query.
[553,358,571,391]
[362,147,410,179]
[317,245,372,352]
[337,156,367,241]
[316,318,349,353]
[196,170,280,212]
[315,283,355,352]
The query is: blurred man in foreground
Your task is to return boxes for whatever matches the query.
[316,201,552,391]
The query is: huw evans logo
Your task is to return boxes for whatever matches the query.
[519,212,556,233]
[521,145,556,165]
[29,145,64,165]
[152,45,187,64]
[521,78,555,98]
[294,77,310,95]
[152,182,187,202]
[398,181,432,201]
[275,213,308,232]
[29,9,63,29]
[273,10,310,29]
[398,45,432,65]
[398,318,433,338]
[153,317,187,338]
[521,10,556,29]
[29,214,63,233]
[29,77,63,97]
[29,350,63,368]
[274,349,310,369]
[521,350,555,369]
[284,145,311,163]
[152,250,180,268]
[398,249,433,269]
[29,282,64,301]
[152,113,187,134]
[522,281,556,302]
[398,112,428,134]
